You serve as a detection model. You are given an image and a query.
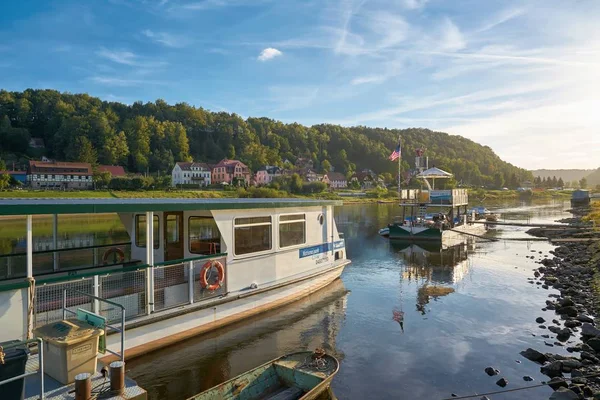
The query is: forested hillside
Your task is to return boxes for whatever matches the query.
[0,89,532,186]
[531,169,593,182]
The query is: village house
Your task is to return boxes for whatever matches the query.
[98,165,127,177]
[255,165,283,186]
[171,162,212,187]
[324,172,348,189]
[350,169,378,189]
[27,160,93,189]
[211,159,251,185]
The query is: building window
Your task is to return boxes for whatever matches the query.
[234,216,272,255]
[189,217,221,254]
[279,214,306,247]
[135,215,160,248]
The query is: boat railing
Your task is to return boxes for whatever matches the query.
[31,253,227,330]
[62,288,125,362]
[0,242,133,281]
[0,338,45,399]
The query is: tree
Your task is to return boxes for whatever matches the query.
[68,136,97,165]
[580,177,588,189]
[321,160,332,173]
[0,159,6,171]
[493,172,504,189]
[0,173,10,189]
[557,178,564,188]
[103,131,129,165]
[289,173,303,194]
[93,170,112,189]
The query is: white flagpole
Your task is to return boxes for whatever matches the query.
[397,136,401,197]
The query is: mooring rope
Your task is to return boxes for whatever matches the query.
[27,277,36,339]
[440,373,600,400]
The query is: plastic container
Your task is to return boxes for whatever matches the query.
[33,319,103,385]
[0,340,30,400]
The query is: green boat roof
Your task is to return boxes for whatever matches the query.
[0,198,343,216]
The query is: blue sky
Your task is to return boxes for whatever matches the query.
[1,0,599,169]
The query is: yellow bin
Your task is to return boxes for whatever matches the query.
[34,319,103,385]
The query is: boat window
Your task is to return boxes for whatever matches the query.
[279,214,306,248]
[189,217,222,255]
[135,215,159,248]
[234,216,272,255]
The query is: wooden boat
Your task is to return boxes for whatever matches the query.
[188,350,339,400]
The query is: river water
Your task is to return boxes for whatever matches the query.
[122,200,573,400]
[1,200,573,399]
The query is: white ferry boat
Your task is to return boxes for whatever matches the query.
[0,198,350,363]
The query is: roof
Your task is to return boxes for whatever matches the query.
[213,159,248,169]
[98,165,126,177]
[29,160,92,174]
[416,167,453,179]
[0,170,27,176]
[0,198,343,216]
[326,172,346,181]
[175,162,210,171]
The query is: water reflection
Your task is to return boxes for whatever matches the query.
[127,278,349,400]
[390,240,473,316]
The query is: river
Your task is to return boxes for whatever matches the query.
[125,200,571,400]
[1,200,573,399]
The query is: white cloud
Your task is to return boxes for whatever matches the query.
[96,48,167,68]
[89,76,166,86]
[351,75,386,85]
[258,47,282,61]
[438,18,466,51]
[142,29,188,48]
[402,0,428,10]
[476,7,525,33]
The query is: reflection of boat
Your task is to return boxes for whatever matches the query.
[188,350,339,400]
[127,279,348,400]
[392,241,472,284]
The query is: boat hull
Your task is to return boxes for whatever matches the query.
[103,261,349,362]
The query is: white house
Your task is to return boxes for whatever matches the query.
[172,162,211,187]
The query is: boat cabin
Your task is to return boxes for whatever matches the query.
[0,198,349,356]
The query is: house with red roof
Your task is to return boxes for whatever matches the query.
[211,159,251,185]
[97,165,127,177]
[27,160,93,189]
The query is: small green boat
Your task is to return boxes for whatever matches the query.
[188,350,339,400]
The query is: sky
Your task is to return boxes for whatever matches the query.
[1,0,599,170]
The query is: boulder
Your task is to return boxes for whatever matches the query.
[586,338,600,352]
[536,317,546,323]
[559,297,575,307]
[549,387,578,400]
[523,375,534,381]
[484,367,499,376]
[561,359,582,372]
[581,323,600,337]
[520,348,548,364]
[556,306,578,317]
[564,320,582,328]
[541,361,563,378]
[548,377,568,391]
[495,378,508,387]
[576,314,594,323]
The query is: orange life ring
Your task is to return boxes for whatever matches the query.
[200,260,225,291]
[102,247,125,265]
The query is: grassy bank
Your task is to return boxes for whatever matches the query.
[0,188,574,203]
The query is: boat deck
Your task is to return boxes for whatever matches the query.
[24,356,146,400]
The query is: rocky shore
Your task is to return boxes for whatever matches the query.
[520,213,600,399]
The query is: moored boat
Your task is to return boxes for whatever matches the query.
[0,198,350,362]
[188,350,339,400]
